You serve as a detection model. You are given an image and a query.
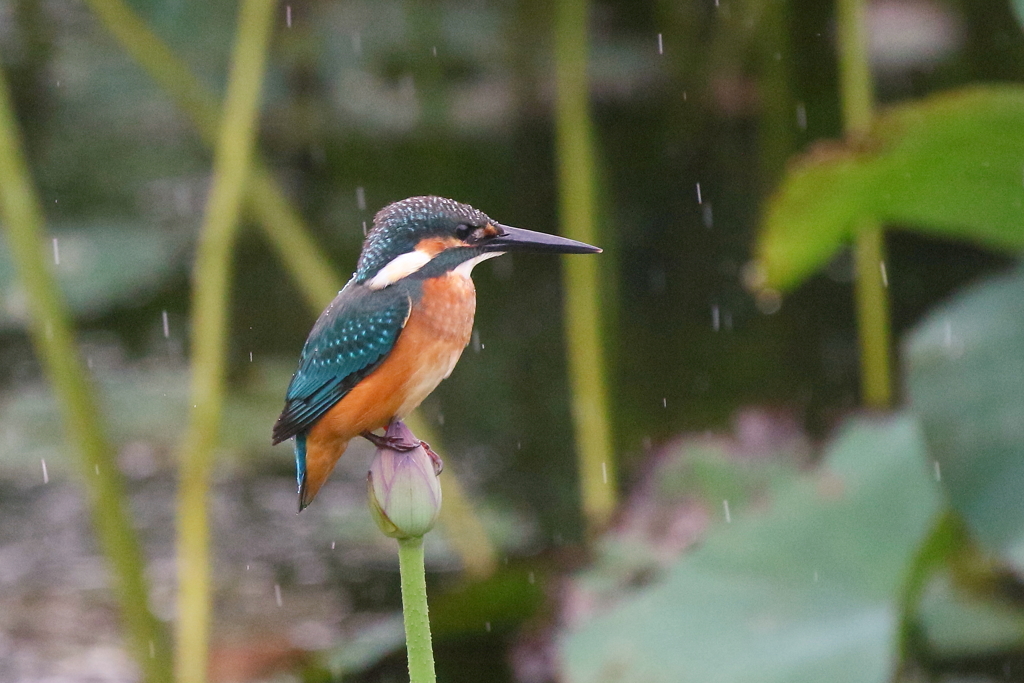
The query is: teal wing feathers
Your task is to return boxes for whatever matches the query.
[272,281,411,444]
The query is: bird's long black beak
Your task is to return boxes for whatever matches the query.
[482,224,602,254]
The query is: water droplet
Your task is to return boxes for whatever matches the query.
[696,182,702,204]
[796,102,807,130]
[723,499,731,523]
[41,458,49,484]
[880,261,888,287]
[472,329,481,353]
[712,304,720,331]
[356,186,366,211]
[934,461,941,481]
[285,4,292,27]
[52,238,60,265]
[657,33,663,54]
[274,584,283,607]
[601,462,607,484]
[661,397,667,408]
[162,310,170,338]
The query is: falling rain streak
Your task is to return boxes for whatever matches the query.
[657,33,663,55]
[696,182,702,204]
[880,261,888,287]
[285,4,292,28]
[52,238,60,265]
[356,186,366,211]
[274,584,283,607]
[41,459,48,484]
[723,499,731,523]
[162,310,170,338]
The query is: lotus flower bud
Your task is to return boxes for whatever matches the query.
[367,421,442,539]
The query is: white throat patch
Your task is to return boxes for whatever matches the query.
[453,252,501,279]
[366,249,434,290]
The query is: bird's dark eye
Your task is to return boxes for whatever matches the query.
[455,224,472,240]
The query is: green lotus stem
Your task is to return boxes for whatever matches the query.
[838,0,893,409]
[554,0,617,534]
[83,0,342,310]
[398,537,437,683]
[0,66,171,682]
[174,2,276,682]
[403,412,497,580]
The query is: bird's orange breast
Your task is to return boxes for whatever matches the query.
[301,273,477,502]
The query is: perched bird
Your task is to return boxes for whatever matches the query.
[273,196,600,510]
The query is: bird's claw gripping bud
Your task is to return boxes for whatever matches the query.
[367,420,443,539]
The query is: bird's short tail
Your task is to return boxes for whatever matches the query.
[295,430,349,511]
[295,432,310,512]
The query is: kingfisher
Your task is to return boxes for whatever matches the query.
[272,196,600,510]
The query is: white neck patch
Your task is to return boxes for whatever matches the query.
[453,252,501,279]
[366,249,434,290]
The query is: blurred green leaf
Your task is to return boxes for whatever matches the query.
[758,86,1024,290]
[0,223,189,329]
[0,364,279,472]
[917,570,1024,656]
[559,417,941,683]
[906,267,1024,573]
[1014,0,1024,29]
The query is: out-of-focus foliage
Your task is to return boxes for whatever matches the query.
[0,223,189,329]
[757,87,1024,290]
[907,267,1024,574]
[560,417,940,683]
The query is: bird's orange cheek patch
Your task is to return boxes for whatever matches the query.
[415,237,461,256]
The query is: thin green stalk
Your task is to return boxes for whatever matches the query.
[553,0,617,534]
[397,537,437,683]
[174,2,276,682]
[0,67,171,682]
[84,0,342,310]
[404,413,497,580]
[837,0,893,409]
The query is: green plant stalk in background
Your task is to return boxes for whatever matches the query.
[0,67,172,683]
[174,1,276,681]
[398,537,437,683]
[838,0,893,409]
[83,0,341,309]
[85,0,498,573]
[553,0,617,534]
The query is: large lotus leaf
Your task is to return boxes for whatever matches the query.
[0,223,190,329]
[559,417,940,683]
[757,86,1024,290]
[905,267,1024,572]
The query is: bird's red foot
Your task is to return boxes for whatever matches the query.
[361,426,443,475]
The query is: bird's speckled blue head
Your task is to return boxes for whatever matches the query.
[355,196,492,283]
